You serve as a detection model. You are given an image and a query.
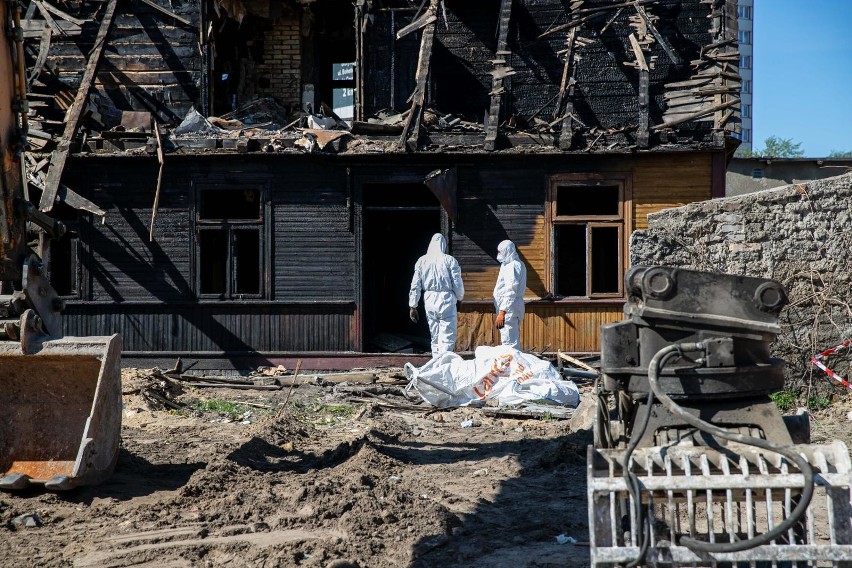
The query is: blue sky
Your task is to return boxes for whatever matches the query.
[754,0,852,157]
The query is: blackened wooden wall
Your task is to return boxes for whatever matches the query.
[38,0,201,125]
[61,151,714,355]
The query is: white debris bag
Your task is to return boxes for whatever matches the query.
[404,345,580,409]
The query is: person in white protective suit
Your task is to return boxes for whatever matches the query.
[493,239,527,349]
[409,233,465,357]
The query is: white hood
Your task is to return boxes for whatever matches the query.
[497,239,519,264]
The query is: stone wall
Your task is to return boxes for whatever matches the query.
[630,172,852,392]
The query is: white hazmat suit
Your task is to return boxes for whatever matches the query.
[493,240,527,349]
[409,234,465,357]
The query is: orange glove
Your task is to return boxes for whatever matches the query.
[495,310,506,329]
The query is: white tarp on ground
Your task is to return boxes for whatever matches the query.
[404,345,580,409]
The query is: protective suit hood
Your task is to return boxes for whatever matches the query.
[426,233,447,256]
[497,240,519,264]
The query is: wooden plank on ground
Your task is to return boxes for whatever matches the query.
[39,0,118,212]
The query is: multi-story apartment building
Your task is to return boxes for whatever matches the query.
[738,0,754,151]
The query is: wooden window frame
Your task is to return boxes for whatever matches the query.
[546,173,632,301]
[192,180,271,301]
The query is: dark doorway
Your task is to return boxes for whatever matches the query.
[363,183,441,353]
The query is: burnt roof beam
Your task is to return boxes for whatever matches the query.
[629,33,650,148]
[555,28,577,151]
[39,0,118,212]
[634,3,681,65]
[397,0,438,152]
[484,0,513,152]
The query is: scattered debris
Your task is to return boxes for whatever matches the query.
[811,339,852,389]
[9,513,42,531]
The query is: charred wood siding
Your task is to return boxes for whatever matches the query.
[63,304,354,352]
[453,165,547,300]
[272,163,354,301]
[41,0,201,123]
[62,156,357,352]
[61,152,713,354]
[63,161,192,302]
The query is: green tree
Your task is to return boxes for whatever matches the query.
[759,136,805,158]
[828,149,852,158]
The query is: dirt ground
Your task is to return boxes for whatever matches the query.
[2,366,851,568]
[0,367,600,568]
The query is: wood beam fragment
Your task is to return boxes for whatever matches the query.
[39,0,117,212]
[31,0,64,36]
[137,0,193,26]
[556,28,577,150]
[57,184,106,217]
[149,122,165,241]
[634,3,681,65]
[628,33,648,72]
[396,12,436,40]
[27,27,51,87]
[637,65,649,147]
[653,98,740,131]
[37,0,87,26]
[484,0,513,152]
[397,0,438,152]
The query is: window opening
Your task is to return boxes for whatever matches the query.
[550,179,626,298]
[234,229,261,294]
[48,201,80,297]
[200,188,260,219]
[556,185,619,216]
[199,230,228,295]
[197,186,265,299]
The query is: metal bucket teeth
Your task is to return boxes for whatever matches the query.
[587,442,852,567]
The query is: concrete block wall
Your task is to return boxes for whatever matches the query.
[256,15,302,111]
[630,173,852,392]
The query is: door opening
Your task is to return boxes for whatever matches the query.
[363,183,441,353]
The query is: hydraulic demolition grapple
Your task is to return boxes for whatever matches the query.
[588,266,852,567]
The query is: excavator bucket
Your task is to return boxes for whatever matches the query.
[0,334,121,491]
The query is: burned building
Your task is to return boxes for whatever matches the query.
[23,0,741,367]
